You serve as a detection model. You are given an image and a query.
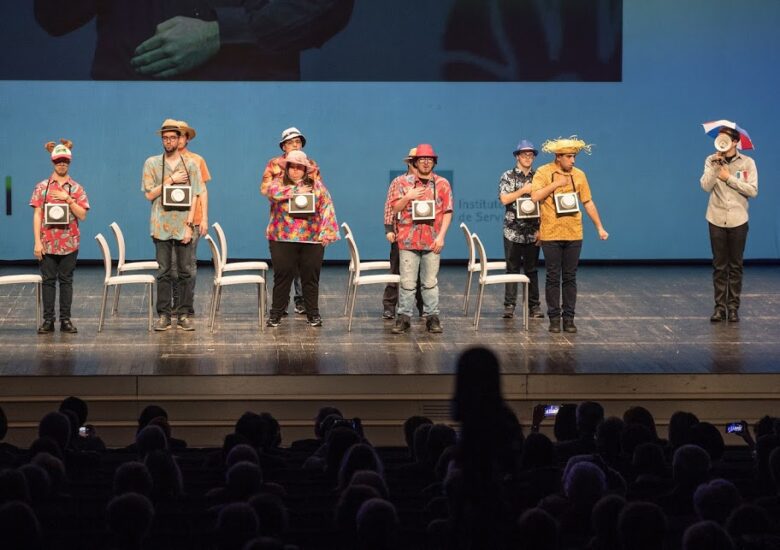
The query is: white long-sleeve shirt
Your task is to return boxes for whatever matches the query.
[700,152,758,227]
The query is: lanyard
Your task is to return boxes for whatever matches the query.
[43,178,72,204]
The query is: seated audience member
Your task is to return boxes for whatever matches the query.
[628,442,672,500]
[682,520,735,550]
[559,460,607,543]
[511,507,559,550]
[323,427,362,479]
[248,493,289,540]
[235,412,287,471]
[656,444,711,517]
[59,395,106,451]
[395,423,433,478]
[402,415,433,459]
[689,422,725,462]
[37,411,71,456]
[226,444,260,468]
[0,406,18,466]
[693,479,741,525]
[135,424,169,459]
[623,406,660,440]
[356,498,399,550]
[554,404,579,442]
[106,492,155,550]
[754,434,780,494]
[147,416,187,450]
[132,405,187,450]
[595,416,627,473]
[754,447,780,517]
[506,432,562,512]
[0,500,43,550]
[335,484,382,541]
[31,452,67,496]
[556,401,605,462]
[18,464,51,505]
[337,443,384,491]
[0,467,30,505]
[588,494,627,550]
[144,449,183,501]
[242,538,286,550]
[215,502,259,550]
[725,504,774,544]
[290,406,343,452]
[668,411,700,451]
[617,501,667,550]
[113,462,153,497]
[204,432,252,468]
[620,423,657,462]
[349,470,390,499]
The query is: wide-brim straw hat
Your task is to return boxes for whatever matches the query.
[177,120,196,140]
[403,147,417,163]
[156,118,183,136]
[279,150,313,173]
[541,136,593,155]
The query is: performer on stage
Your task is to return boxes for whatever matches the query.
[30,140,90,334]
[142,119,204,331]
[262,150,339,328]
[700,126,758,323]
[261,127,321,316]
[390,144,453,334]
[171,120,211,318]
[498,139,543,320]
[382,148,423,320]
[531,137,608,334]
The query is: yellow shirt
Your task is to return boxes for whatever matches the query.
[531,162,592,241]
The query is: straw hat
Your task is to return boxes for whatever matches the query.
[177,120,196,140]
[541,136,593,155]
[156,119,182,135]
[279,150,313,173]
[403,147,417,163]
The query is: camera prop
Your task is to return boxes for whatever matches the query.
[44,203,71,225]
[412,200,436,222]
[554,192,580,215]
[714,134,732,153]
[162,185,192,209]
[289,193,315,215]
[515,197,540,219]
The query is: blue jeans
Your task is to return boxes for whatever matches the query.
[154,237,196,317]
[398,249,440,317]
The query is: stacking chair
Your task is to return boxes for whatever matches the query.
[0,273,43,329]
[472,233,529,331]
[95,233,155,332]
[109,222,158,314]
[460,222,507,315]
[344,233,400,331]
[211,222,269,311]
[341,222,392,315]
[205,235,265,333]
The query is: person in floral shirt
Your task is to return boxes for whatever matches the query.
[30,140,90,334]
[262,150,338,328]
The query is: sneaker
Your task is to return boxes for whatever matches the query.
[60,319,78,333]
[282,310,289,317]
[266,316,281,328]
[529,306,544,319]
[563,318,577,333]
[382,309,395,320]
[548,319,561,333]
[294,302,307,315]
[710,308,726,322]
[391,314,411,334]
[154,315,172,331]
[177,315,195,331]
[426,315,443,333]
[37,319,55,334]
[307,314,323,327]
[727,309,740,323]
[502,306,515,319]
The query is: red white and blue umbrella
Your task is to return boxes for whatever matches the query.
[702,119,755,150]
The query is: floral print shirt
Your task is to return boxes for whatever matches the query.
[141,154,204,241]
[498,167,539,244]
[391,173,453,251]
[264,177,339,244]
[30,177,90,255]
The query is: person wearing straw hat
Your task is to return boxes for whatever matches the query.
[700,126,758,323]
[30,140,90,334]
[382,148,424,320]
[498,139,543,320]
[169,120,212,318]
[531,137,608,334]
[142,119,205,331]
[390,144,453,334]
[261,127,322,316]
[262,150,339,328]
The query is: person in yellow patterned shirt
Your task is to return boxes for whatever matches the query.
[531,137,608,334]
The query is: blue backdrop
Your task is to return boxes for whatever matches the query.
[1,0,779,262]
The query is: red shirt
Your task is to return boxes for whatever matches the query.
[391,173,453,251]
[30,177,90,255]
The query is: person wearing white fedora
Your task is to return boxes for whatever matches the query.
[262,150,339,328]
[700,125,758,323]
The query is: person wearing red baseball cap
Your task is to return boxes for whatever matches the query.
[389,144,453,334]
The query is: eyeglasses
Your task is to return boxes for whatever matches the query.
[516,152,535,158]
[416,157,434,163]
[161,136,180,142]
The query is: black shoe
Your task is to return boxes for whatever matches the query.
[548,319,561,333]
[294,302,306,315]
[502,306,515,319]
[154,315,172,331]
[282,310,289,317]
[307,314,323,327]
[426,315,443,333]
[563,318,577,333]
[728,309,740,323]
[266,316,281,328]
[60,319,78,333]
[382,309,395,320]
[177,315,195,331]
[710,309,726,322]
[37,320,55,334]
[529,307,544,319]
[391,314,411,334]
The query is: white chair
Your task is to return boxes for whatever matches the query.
[109,222,159,314]
[0,274,42,329]
[344,233,400,331]
[341,222,392,315]
[460,222,507,315]
[472,233,529,331]
[95,233,155,332]
[211,222,269,311]
[205,235,266,333]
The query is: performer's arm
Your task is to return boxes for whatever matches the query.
[198,189,209,236]
[583,200,609,240]
[33,207,44,260]
[723,160,758,198]
[700,157,719,193]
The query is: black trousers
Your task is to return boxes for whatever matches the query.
[39,250,78,322]
[709,222,748,311]
[269,241,324,317]
[383,241,423,314]
[541,240,582,320]
[503,237,541,309]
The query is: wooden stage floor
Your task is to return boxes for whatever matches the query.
[1,264,779,376]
